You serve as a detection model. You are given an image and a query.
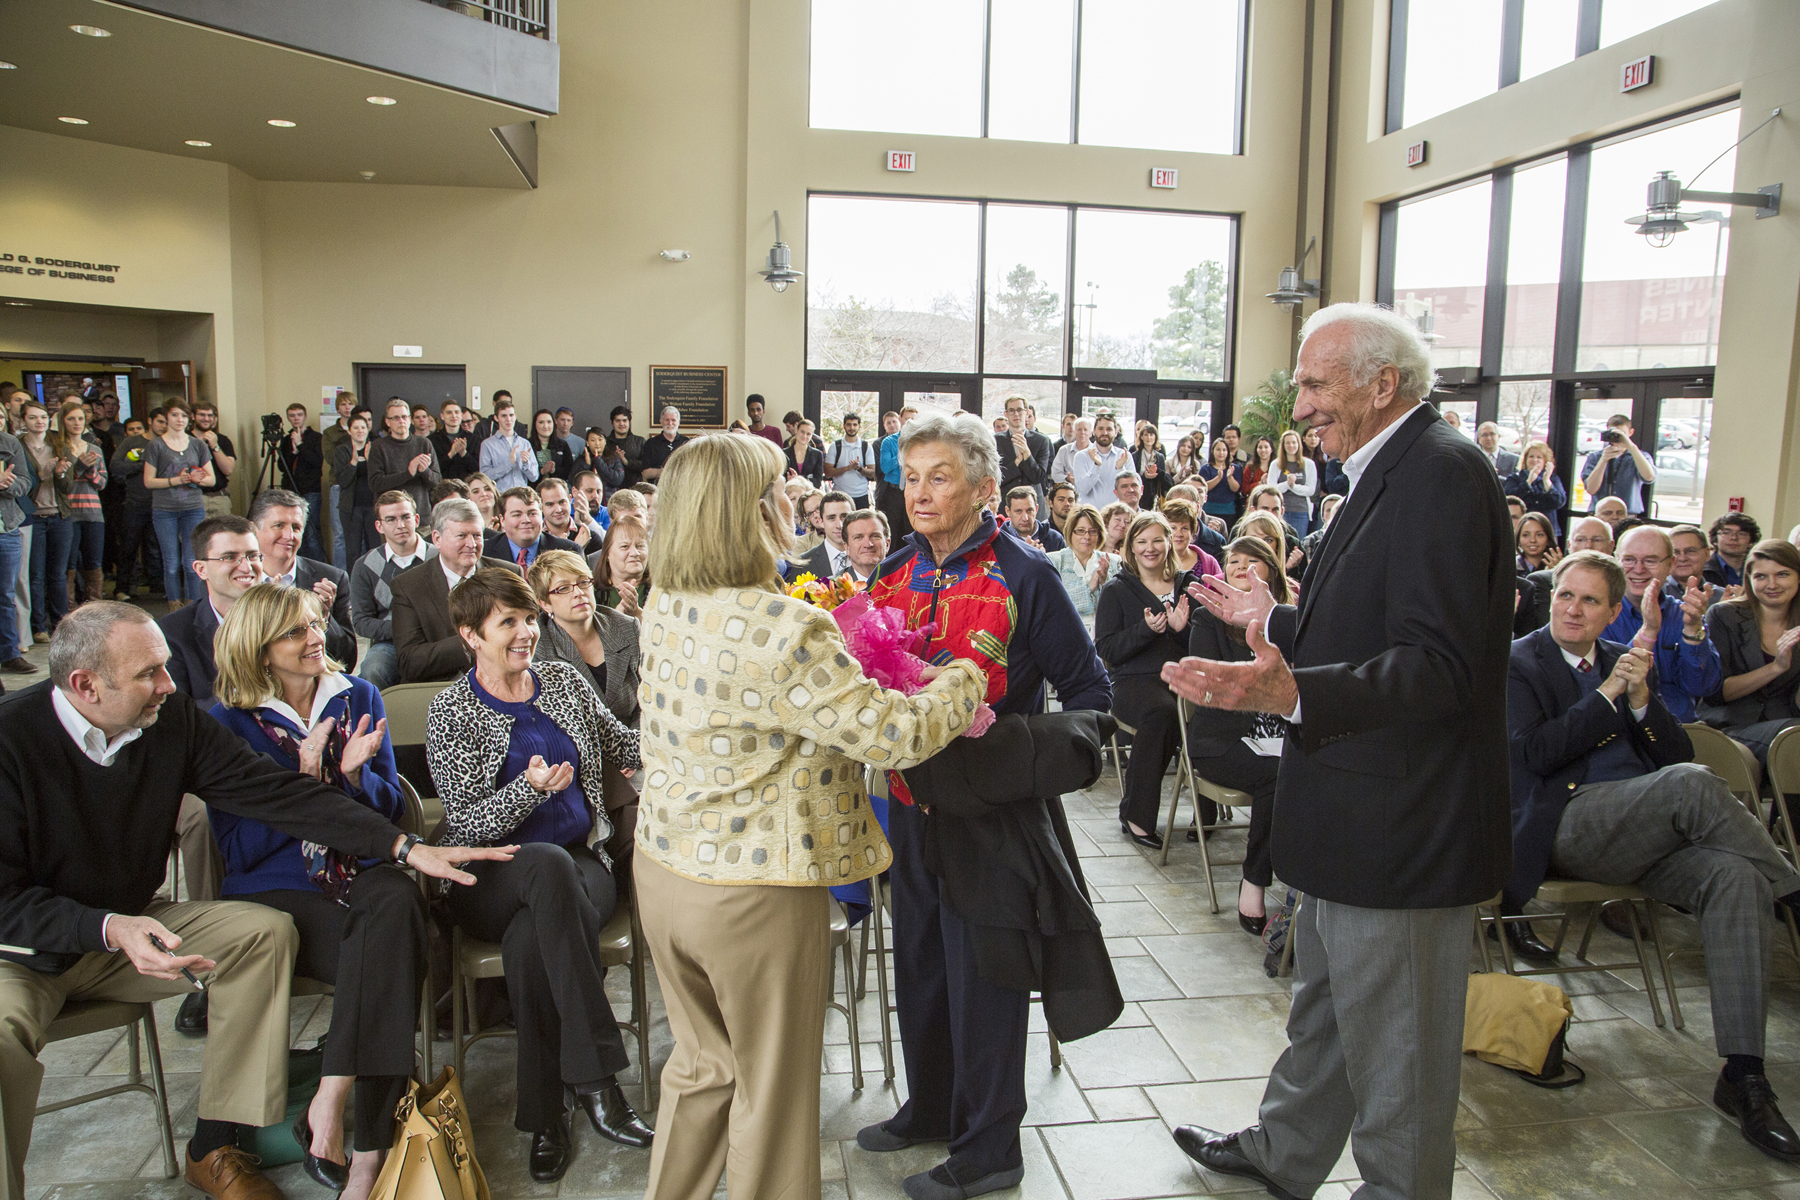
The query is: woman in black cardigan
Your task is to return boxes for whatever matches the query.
[1185,536,1294,934]
[1094,511,1195,848]
[1701,538,1800,762]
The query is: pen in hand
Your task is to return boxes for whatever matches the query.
[147,933,206,991]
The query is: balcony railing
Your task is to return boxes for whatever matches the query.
[422,0,552,39]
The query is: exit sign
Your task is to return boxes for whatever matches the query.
[1620,54,1655,92]
[1405,140,1428,168]
[1150,167,1179,189]
[887,150,915,172]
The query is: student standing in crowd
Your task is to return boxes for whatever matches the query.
[1582,413,1657,516]
[1131,421,1168,509]
[1271,429,1317,538]
[367,397,442,517]
[275,402,326,560]
[191,401,236,520]
[480,397,540,492]
[635,432,986,1200]
[638,407,689,482]
[744,393,784,449]
[604,406,645,487]
[0,419,28,672]
[1069,414,1132,508]
[142,401,214,612]
[822,412,877,509]
[785,418,824,486]
[1708,513,1761,589]
[876,407,913,539]
[431,400,476,479]
[349,490,434,692]
[1198,437,1242,525]
[1166,435,1200,487]
[49,399,108,612]
[18,402,60,641]
[321,391,358,569]
[209,583,428,1200]
[529,409,575,482]
[1167,303,1512,1200]
[1240,435,1275,496]
[995,395,1051,506]
[467,471,501,531]
[330,410,378,565]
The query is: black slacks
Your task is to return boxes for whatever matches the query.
[1191,741,1281,887]
[239,865,426,1151]
[445,840,630,1133]
[1115,672,1182,833]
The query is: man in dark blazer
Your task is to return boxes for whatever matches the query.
[1507,551,1800,1162]
[1161,305,1514,1200]
[248,488,357,670]
[783,490,854,581]
[392,497,523,683]
[994,394,1051,506]
[482,486,578,569]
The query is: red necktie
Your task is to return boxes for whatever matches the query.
[1579,659,1592,672]
[516,545,529,568]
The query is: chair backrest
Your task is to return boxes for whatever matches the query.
[1766,725,1800,799]
[379,681,451,747]
[1684,722,1763,813]
[396,775,427,839]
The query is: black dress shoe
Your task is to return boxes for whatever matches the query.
[529,1115,572,1182]
[1487,920,1558,964]
[1716,1070,1800,1161]
[1238,911,1267,937]
[1119,820,1162,850]
[175,990,209,1037]
[573,1083,654,1149]
[1170,1126,1301,1200]
[292,1113,350,1192]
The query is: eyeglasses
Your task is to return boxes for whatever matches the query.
[201,551,263,566]
[1619,555,1668,568]
[275,619,328,643]
[548,579,596,597]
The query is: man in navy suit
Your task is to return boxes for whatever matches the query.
[482,486,578,568]
[1508,550,1800,1163]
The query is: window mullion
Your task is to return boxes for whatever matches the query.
[1068,0,1083,145]
[980,0,993,140]
[1481,170,1513,380]
[1385,0,1410,135]
[1499,0,1523,88]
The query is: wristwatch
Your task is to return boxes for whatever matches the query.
[395,833,423,865]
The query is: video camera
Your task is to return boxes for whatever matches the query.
[261,413,286,445]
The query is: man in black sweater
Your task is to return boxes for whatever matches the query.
[0,603,513,1200]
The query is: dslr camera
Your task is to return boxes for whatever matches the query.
[1600,429,1624,445]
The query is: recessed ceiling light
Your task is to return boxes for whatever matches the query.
[69,25,110,37]
[185,139,212,147]
[4,301,31,307]
[0,61,17,70]
[58,116,89,125]
[359,171,377,179]
[266,118,296,128]
[366,95,397,106]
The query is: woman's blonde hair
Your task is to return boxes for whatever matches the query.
[1520,441,1554,471]
[214,583,341,710]
[527,548,592,603]
[1122,512,1177,583]
[1235,509,1289,564]
[647,433,794,591]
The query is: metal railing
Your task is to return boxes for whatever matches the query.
[419,0,552,39]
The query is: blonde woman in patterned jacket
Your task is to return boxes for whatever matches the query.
[636,433,986,1200]
[425,568,654,1183]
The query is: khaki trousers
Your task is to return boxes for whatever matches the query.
[636,851,831,1200]
[175,795,223,903]
[201,494,234,519]
[0,899,298,1200]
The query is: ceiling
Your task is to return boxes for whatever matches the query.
[0,0,545,187]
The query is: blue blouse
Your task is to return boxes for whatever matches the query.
[470,669,592,847]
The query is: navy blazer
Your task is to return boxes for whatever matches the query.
[157,598,222,707]
[1504,627,1692,908]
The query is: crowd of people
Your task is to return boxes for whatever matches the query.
[6,307,1800,1200]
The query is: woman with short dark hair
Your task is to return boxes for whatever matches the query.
[426,567,653,1182]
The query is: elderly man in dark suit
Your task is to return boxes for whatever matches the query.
[248,488,357,671]
[1161,304,1514,1200]
[392,497,523,683]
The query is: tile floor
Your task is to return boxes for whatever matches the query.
[14,627,1800,1200]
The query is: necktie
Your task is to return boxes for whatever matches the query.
[1579,659,1592,673]
[516,545,529,568]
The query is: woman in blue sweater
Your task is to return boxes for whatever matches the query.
[210,583,426,1200]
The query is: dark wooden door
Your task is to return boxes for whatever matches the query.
[355,364,468,414]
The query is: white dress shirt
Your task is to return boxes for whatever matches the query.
[51,686,144,767]
[441,557,479,593]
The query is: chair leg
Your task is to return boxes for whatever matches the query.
[1157,761,1185,869]
[872,891,895,1084]
[1486,907,1518,975]
[1194,782,1219,915]
[1109,734,1127,799]
[451,928,468,1078]
[841,933,863,1092]
[630,898,653,1113]
[1047,1023,1061,1071]
[418,977,434,1083]
[1642,901,1682,1030]
[856,919,871,1001]
[1621,900,1668,1029]
[141,1010,179,1178]
[126,1021,142,1086]
[1474,908,1493,974]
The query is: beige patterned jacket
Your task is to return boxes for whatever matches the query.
[636,584,986,886]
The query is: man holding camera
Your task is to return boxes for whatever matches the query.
[1582,414,1657,516]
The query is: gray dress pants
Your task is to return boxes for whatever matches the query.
[1240,896,1473,1200]
[1550,762,1800,1057]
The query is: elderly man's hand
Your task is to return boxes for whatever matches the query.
[1160,618,1298,715]
[1188,573,1275,629]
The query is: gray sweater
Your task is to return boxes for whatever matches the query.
[0,432,30,534]
[349,541,438,644]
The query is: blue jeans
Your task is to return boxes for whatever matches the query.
[152,507,206,602]
[329,484,347,570]
[358,641,399,691]
[302,491,326,561]
[26,515,69,633]
[0,529,20,659]
[54,520,105,574]
[1287,510,1311,538]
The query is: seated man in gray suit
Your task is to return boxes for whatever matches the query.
[390,497,521,684]
[1508,550,1800,1163]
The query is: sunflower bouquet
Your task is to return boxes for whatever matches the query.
[783,572,861,610]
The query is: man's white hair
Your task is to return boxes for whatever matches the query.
[1298,302,1437,403]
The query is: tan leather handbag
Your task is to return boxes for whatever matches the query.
[368,1068,490,1200]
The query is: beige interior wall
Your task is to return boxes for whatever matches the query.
[1325,0,1800,528]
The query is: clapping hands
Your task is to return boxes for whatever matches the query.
[525,754,575,794]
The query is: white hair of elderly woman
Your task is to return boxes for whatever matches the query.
[898,409,1001,486]
[1298,302,1437,403]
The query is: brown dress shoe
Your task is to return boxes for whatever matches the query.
[184,1146,286,1200]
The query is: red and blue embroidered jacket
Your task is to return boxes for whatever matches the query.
[869,512,1111,718]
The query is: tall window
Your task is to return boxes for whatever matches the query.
[1391,179,1492,372]
[1072,208,1236,378]
[810,0,1246,154]
[1501,157,1568,375]
[1389,0,1724,132]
